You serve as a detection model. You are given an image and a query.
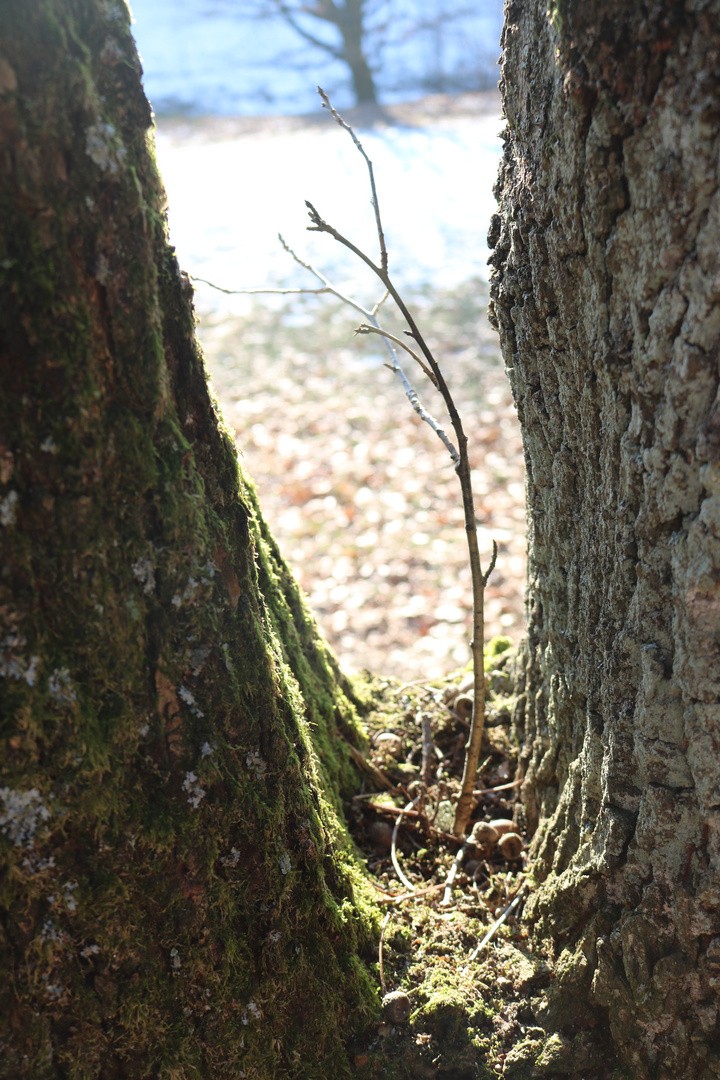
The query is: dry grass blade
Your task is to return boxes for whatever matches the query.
[391,800,418,893]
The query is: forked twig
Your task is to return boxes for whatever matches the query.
[191,237,459,464]
[354,324,438,387]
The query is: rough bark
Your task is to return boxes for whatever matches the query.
[490,2,720,1077]
[0,3,377,1077]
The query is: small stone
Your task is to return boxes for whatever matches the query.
[382,989,411,1024]
[368,820,392,850]
[377,1022,392,1037]
[489,818,515,836]
[470,821,500,849]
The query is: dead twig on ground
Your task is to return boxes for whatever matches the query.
[468,882,527,960]
[441,841,468,906]
[375,882,447,904]
[473,778,522,797]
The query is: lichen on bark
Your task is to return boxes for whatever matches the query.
[0,2,376,1076]
[490,2,720,1077]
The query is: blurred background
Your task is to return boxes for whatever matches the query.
[130,0,505,116]
[129,1,526,681]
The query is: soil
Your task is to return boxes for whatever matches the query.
[341,645,547,1079]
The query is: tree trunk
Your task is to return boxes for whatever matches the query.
[0,3,376,1077]
[490,2,720,1077]
[336,0,377,105]
[342,45,377,107]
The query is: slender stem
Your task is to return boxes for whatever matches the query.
[188,274,330,296]
[420,714,434,787]
[317,86,388,273]
[441,842,468,906]
[305,199,492,836]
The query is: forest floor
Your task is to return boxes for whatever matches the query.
[200,275,526,683]
[337,645,562,1080]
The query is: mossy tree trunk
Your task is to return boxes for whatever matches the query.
[490,2,720,1077]
[0,3,377,1077]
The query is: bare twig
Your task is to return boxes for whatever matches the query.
[318,86,388,273]
[468,883,527,960]
[484,539,499,586]
[355,323,438,387]
[277,237,459,463]
[371,289,390,317]
[187,274,330,296]
[473,778,522,797]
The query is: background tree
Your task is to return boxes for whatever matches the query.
[490,1,720,1076]
[268,0,380,104]
[196,0,504,111]
[0,2,376,1076]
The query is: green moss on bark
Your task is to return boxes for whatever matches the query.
[0,2,378,1076]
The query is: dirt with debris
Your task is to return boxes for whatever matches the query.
[341,647,540,1079]
[339,647,606,1080]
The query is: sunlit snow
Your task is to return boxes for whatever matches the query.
[154,112,503,315]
